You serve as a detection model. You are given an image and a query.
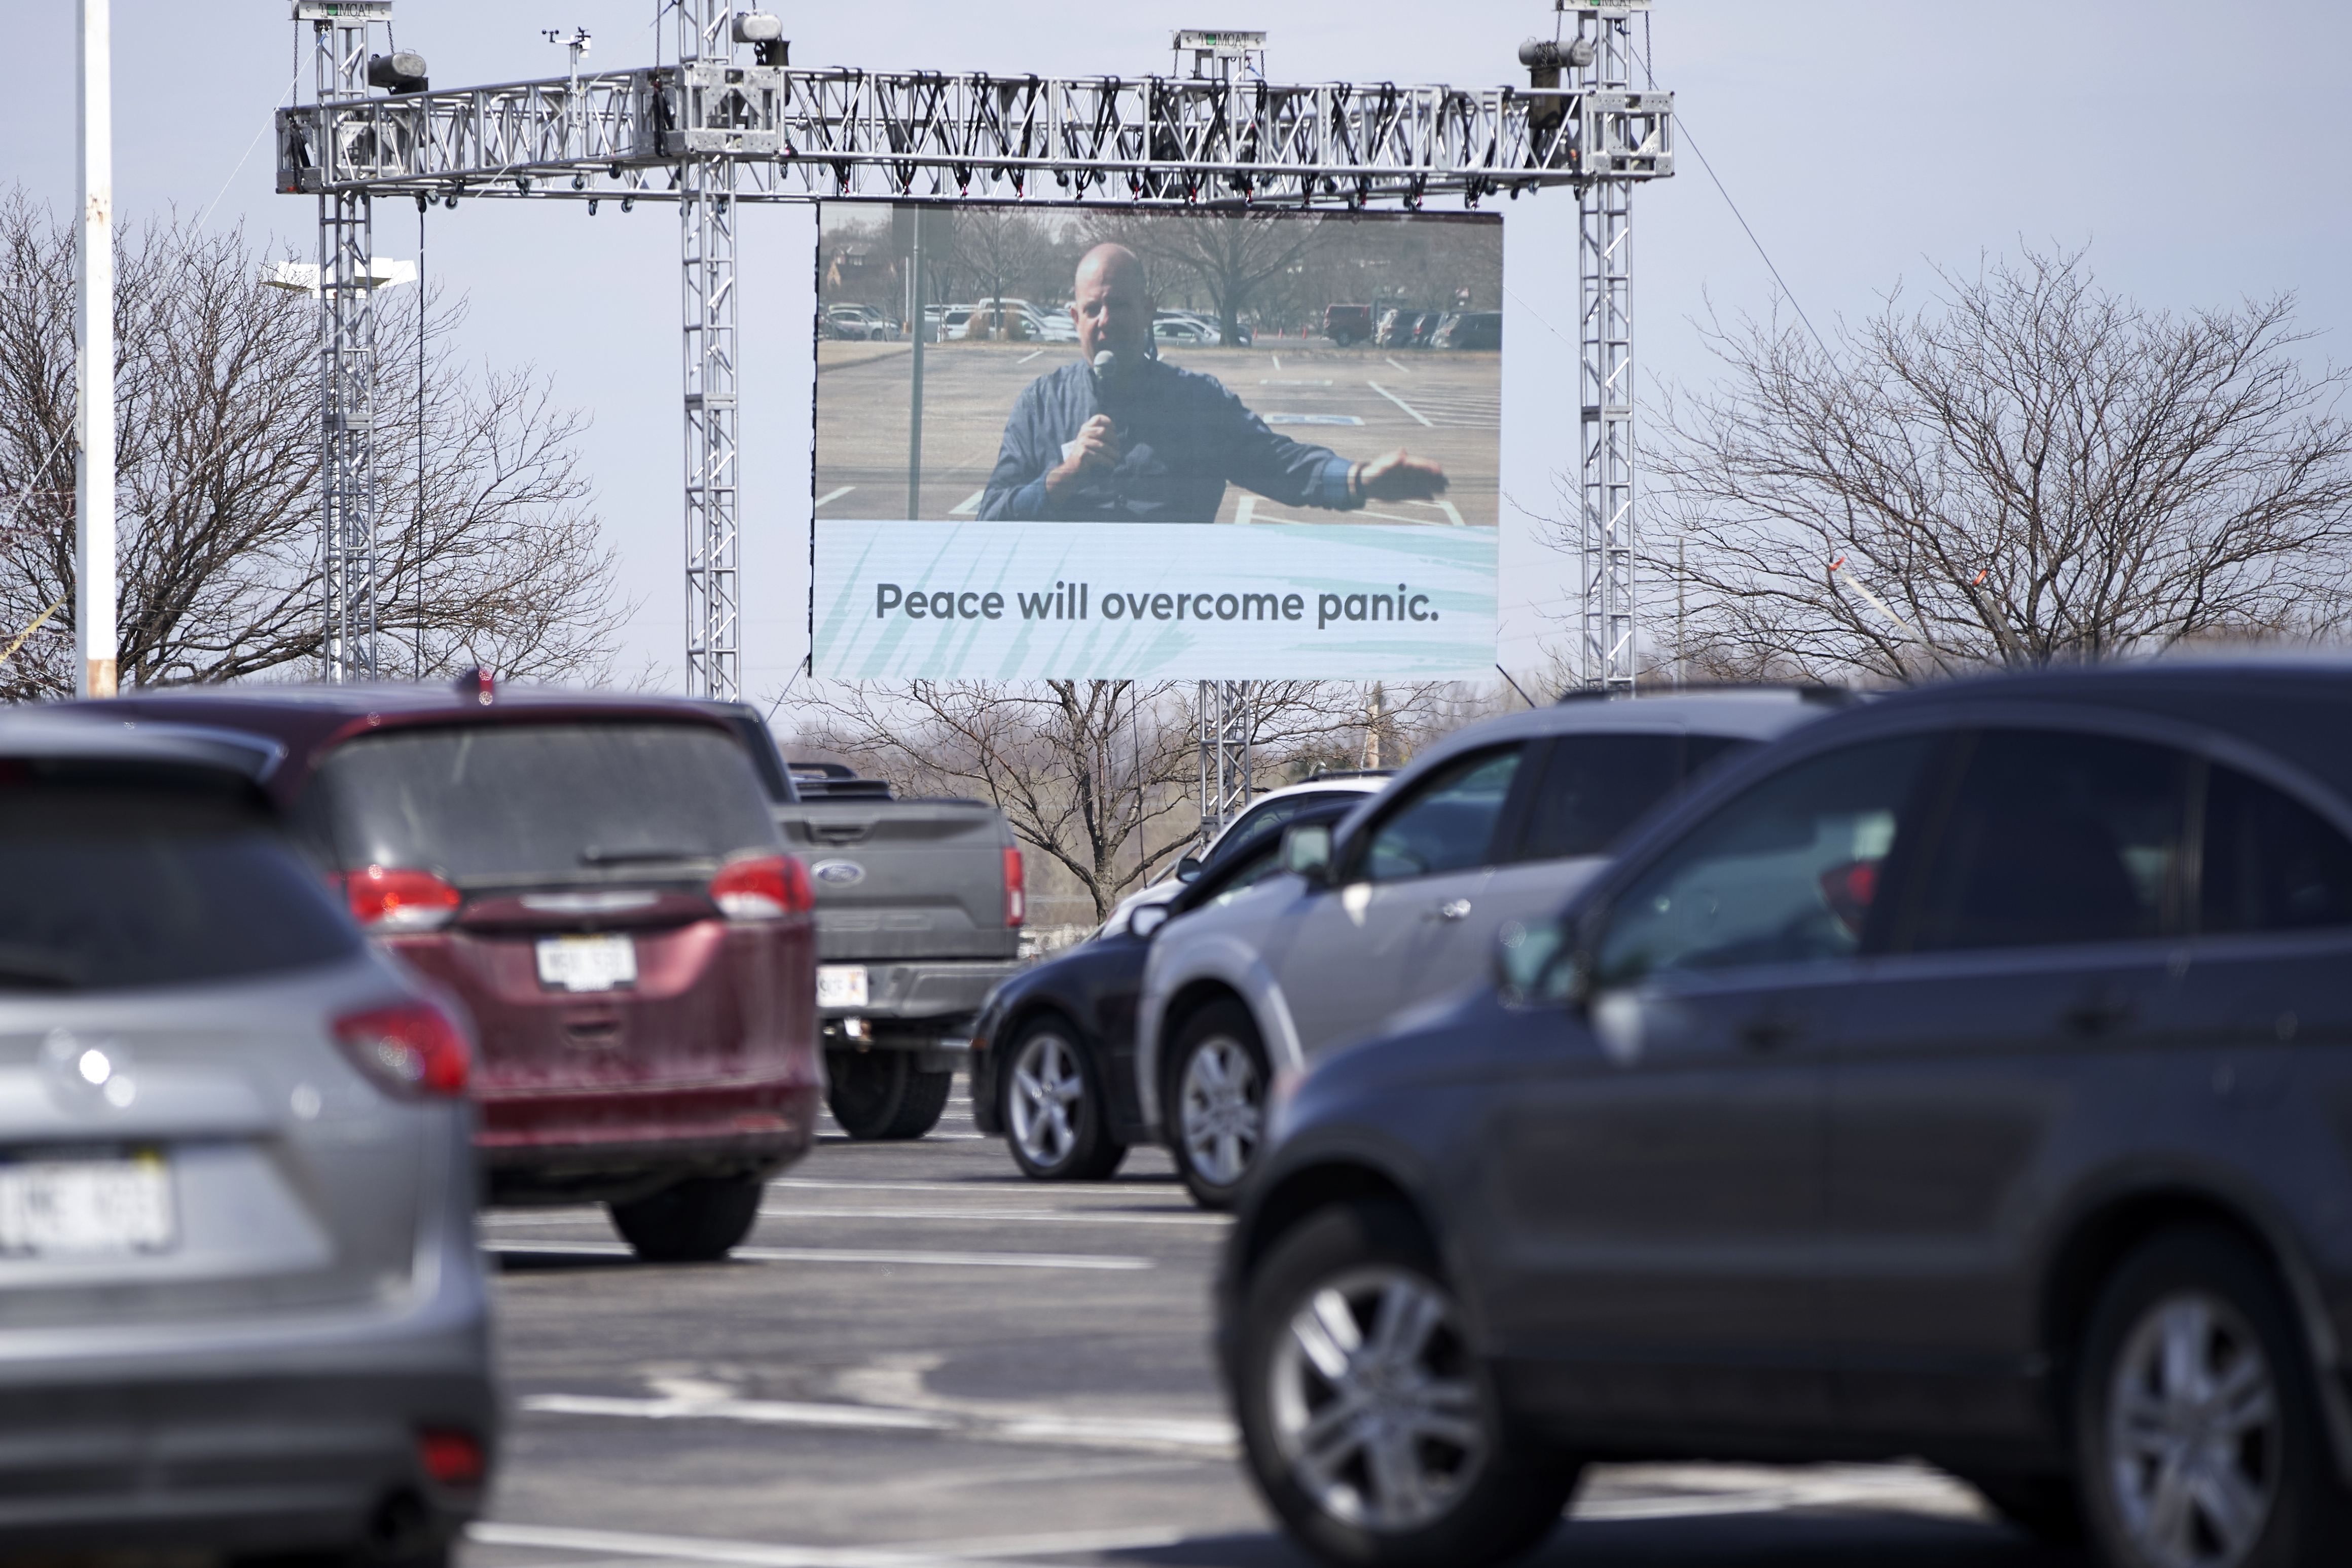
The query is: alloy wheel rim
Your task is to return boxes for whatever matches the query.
[1009,1032,1083,1169]
[1179,1036,1260,1187]
[2105,1290,2281,1568]
[1268,1263,1488,1533]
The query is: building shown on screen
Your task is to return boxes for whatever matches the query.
[979,244,1448,523]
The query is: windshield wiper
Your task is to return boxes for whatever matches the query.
[580,845,702,866]
[0,943,85,990]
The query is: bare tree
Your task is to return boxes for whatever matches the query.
[1647,249,2352,684]
[800,678,1391,921]
[945,208,1058,336]
[0,190,624,697]
[1083,210,1332,345]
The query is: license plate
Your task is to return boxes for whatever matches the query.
[0,1150,175,1257]
[536,933,638,993]
[817,964,869,1008]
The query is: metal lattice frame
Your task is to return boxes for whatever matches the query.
[277,8,1672,703]
[314,15,380,681]
[1573,5,1642,693]
[1199,681,1255,842]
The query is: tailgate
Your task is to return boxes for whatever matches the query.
[779,801,1018,962]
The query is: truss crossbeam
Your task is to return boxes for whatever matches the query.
[278,68,1671,204]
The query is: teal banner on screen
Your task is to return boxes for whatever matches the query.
[813,521,1498,681]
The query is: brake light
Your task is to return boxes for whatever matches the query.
[341,865,462,931]
[416,1426,486,1487]
[1003,846,1025,928]
[711,854,813,920]
[334,1000,471,1099]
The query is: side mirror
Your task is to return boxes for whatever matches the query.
[1174,855,1204,884]
[1495,917,1590,1009]
[1130,904,1172,939]
[1281,822,1334,887]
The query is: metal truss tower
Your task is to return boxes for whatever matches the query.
[1199,681,1255,841]
[308,7,382,681]
[278,7,1672,707]
[1570,2,1646,694]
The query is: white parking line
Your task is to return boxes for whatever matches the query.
[471,1519,1190,1568]
[1365,381,1433,426]
[1257,378,1332,386]
[1268,353,1281,369]
[948,490,986,516]
[1233,494,1256,526]
[770,1177,1185,1197]
[814,486,855,508]
[1016,349,1044,364]
[757,1207,1227,1227]
[488,1239,1152,1270]
[519,1392,1234,1455]
[1384,355,1413,374]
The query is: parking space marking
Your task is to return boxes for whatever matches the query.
[814,486,855,508]
[518,1390,1234,1456]
[769,1176,1188,1197]
[1365,381,1433,426]
[489,1239,1152,1270]
[1384,356,1414,374]
[949,490,986,516]
[1233,494,1256,526]
[1263,413,1363,426]
[471,1519,1190,1568]
[1257,378,1332,386]
[1016,349,1044,364]
[756,1206,1226,1226]
[1268,353,1281,369]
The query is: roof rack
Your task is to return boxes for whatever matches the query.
[1553,681,1863,707]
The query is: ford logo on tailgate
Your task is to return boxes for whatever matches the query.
[811,860,866,886]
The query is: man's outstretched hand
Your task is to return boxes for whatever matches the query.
[1355,450,1449,502]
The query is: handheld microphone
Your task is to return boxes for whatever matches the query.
[1091,349,1119,382]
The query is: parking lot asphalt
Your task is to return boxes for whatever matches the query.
[462,1083,2084,1568]
[812,341,1501,529]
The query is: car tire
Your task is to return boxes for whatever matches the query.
[1236,1199,1576,1568]
[1003,1018,1128,1181]
[2075,1226,2350,1568]
[826,1049,953,1141]
[1166,1001,1269,1211]
[607,1174,764,1262]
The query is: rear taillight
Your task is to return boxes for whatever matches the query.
[711,854,814,920]
[334,1000,471,1099]
[341,865,462,931]
[416,1426,486,1487]
[1003,846,1025,928]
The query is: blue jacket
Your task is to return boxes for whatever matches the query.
[978,358,1359,522]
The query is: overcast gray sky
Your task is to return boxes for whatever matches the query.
[10,1,2350,699]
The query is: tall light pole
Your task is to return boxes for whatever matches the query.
[76,0,116,698]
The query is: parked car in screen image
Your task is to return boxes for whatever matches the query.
[0,712,494,1561]
[970,798,1365,1182]
[1222,654,2352,1568]
[1431,309,1502,350]
[1138,688,1843,1207]
[1152,316,1220,347]
[67,676,821,1264]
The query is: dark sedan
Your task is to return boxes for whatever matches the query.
[1222,655,2352,1568]
[971,801,1362,1181]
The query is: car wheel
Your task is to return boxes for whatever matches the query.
[1004,1019,1128,1181]
[606,1174,763,1263]
[2076,1227,2349,1568]
[828,1048,954,1140]
[1167,1001,1267,1210]
[1237,1200,1575,1567]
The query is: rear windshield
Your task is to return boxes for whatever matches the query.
[0,769,359,990]
[313,722,780,884]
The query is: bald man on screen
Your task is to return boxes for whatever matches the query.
[978,243,1447,523]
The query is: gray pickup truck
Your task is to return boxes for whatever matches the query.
[703,704,1024,1140]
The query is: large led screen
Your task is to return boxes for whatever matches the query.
[811,203,1502,680]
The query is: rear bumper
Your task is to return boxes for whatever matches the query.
[477,1077,820,1202]
[818,959,1021,1027]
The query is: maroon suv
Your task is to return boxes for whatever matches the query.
[69,679,819,1261]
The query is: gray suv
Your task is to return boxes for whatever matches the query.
[1223,656,2352,1568]
[0,714,493,1561]
[1137,689,1842,1205]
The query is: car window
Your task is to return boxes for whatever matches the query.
[1904,730,2188,954]
[1359,748,1522,884]
[0,768,360,990]
[314,722,780,885]
[1515,734,1758,862]
[1212,790,1356,866]
[2201,764,2352,934]
[1594,736,1933,984]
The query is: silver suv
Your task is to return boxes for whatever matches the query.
[0,713,494,1559]
[1136,690,1847,1205]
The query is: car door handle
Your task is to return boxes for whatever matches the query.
[1739,1014,1804,1049]
[1431,899,1472,922]
[2060,996,2135,1037]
